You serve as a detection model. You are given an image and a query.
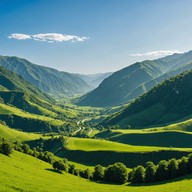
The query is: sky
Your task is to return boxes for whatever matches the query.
[1,0,192,74]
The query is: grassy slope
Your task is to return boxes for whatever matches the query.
[96,129,192,148]
[55,137,191,168]
[0,103,64,126]
[0,123,40,142]
[66,137,192,152]
[1,151,192,192]
[105,70,192,128]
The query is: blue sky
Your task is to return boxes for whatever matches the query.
[1,0,192,74]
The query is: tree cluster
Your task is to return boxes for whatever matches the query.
[129,154,192,184]
[0,138,13,156]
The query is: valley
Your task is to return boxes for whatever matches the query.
[1,34,192,192]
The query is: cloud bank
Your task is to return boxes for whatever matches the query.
[129,50,183,57]
[8,33,88,43]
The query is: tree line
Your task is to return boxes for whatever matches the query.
[1,138,192,185]
[128,154,192,183]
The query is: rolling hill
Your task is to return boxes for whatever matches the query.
[103,70,192,128]
[1,151,192,192]
[77,50,192,107]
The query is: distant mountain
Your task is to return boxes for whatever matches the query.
[0,56,94,97]
[77,72,113,89]
[77,51,192,107]
[103,70,192,128]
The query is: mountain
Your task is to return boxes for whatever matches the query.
[103,70,192,128]
[0,56,93,97]
[77,72,113,89]
[77,51,192,107]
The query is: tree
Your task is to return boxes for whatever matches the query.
[93,164,104,181]
[22,144,30,154]
[68,164,76,175]
[145,161,156,183]
[104,162,128,184]
[155,160,169,181]
[131,165,145,183]
[188,153,192,173]
[178,157,188,176]
[0,142,13,156]
[168,158,178,179]
[53,160,68,172]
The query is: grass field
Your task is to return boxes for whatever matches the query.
[54,137,192,168]
[0,103,64,126]
[66,137,192,152]
[1,151,192,192]
[96,129,192,148]
[0,123,41,142]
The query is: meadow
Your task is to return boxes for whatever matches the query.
[1,151,192,192]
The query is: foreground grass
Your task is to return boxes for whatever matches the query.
[1,151,192,192]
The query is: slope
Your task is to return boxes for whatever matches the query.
[77,51,192,107]
[104,70,192,128]
[1,151,192,192]
[0,56,92,97]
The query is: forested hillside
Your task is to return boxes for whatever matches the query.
[77,51,192,107]
[104,70,192,127]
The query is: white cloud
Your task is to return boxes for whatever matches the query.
[8,33,88,43]
[8,33,31,40]
[129,50,183,57]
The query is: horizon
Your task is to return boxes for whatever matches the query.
[1,0,192,73]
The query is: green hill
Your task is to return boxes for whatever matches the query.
[0,56,112,98]
[1,151,192,192]
[104,70,192,128]
[0,66,81,133]
[0,56,92,97]
[96,129,192,148]
[77,51,192,107]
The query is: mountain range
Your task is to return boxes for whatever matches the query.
[77,51,192,107]
[103,69,192,128]
[0,56,111,98]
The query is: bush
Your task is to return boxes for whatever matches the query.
[0,142,13,156]
[104,162,128,184]
[93,164,104,181]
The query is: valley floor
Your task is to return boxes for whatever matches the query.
[1,151,192,192]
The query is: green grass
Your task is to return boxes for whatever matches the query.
[1,151,192,192]
[66,137,192,152]
[95,129,192,148]
[0,103,64,126]
[0,123,41,142]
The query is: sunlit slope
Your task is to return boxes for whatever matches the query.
[55,137,191,167]
[1,151,192,192]
[96,129,192,148]
[0,123,40,141]
[104,70,192,128]
[77,51,192,107]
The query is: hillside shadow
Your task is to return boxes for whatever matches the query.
[127,174,192,187]
[45,168,62,174]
